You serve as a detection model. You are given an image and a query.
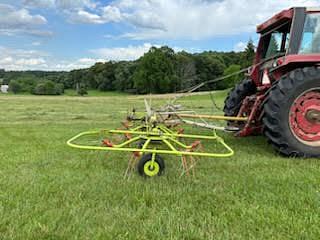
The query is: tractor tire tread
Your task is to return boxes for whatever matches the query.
[263,67,320,158]
[224,79,256,117]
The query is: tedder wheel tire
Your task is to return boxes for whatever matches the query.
[263,67,320,158]
[137,154,165,177]
[224,79,256,124]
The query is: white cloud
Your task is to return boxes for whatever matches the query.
[69,5,122,24]
[0,57,14,65]
[71,10,105,24]
[0,47,48,58]
[234,41,247,52]
[24,0,96,9]
[49,61,95,70]
[21,0,320,39]
[16,58,46,66]
[55,0,96,9]
[117,0,320,39]
[23,0,55,8]
[123,9,165,30]
[102,6,122,22]
[49,44,161,70]
[0,4,47,27]
[0,4,50,37]
[77,58,105,64]
[32,41,42,46]
[65,0,320,39]
[47,58,108,71]
[23,0,99,26]
[90,43,157,61]
[0,46,49,70]
[0,46,106,71]
[0,29,53,37]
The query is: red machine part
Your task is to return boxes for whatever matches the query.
[102,139,114,147]
[236,94,266,137]
[289,91,320,143]
[256,9,293,33]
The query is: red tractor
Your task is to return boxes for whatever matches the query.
[224,7,320,157]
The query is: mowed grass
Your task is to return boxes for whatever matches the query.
[0,92,320,239]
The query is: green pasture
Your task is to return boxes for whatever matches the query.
[0,91,319,239]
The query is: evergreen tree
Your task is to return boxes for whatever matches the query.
[241,39,256,68]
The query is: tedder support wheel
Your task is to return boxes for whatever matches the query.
[137,153,165,177]
[263,67,320,158]
[224,78,256,125]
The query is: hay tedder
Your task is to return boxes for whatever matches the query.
[68,7,320,178]
[67,100,235,178]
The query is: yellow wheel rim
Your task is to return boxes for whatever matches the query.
[143,161,160,177]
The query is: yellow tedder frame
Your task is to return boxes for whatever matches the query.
[67,124,234,177]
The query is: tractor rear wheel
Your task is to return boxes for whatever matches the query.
[263,67,320,157]
[224,78,256,125]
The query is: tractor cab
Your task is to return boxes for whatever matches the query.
[251,7,320,87]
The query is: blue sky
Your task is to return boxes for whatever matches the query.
[0,0,319,71]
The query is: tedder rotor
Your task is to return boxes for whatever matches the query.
[67,100,236,178]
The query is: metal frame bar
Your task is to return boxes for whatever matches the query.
[67,126,234,158]
[177,114,248,122]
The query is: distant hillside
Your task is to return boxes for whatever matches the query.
[2,41,255,95]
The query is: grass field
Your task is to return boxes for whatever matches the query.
[0,91,320,239]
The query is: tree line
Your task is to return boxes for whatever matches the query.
[1,40,255,95]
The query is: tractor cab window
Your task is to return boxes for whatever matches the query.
[300,13,320,54]
[265,32,283,58]
[262,25,291,59]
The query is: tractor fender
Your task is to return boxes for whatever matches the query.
[270,54,320,80]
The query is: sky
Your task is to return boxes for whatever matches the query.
[0,0,319,71]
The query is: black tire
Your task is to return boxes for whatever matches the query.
[263,67,320,158]
[224,79,256,120]
[137,154,165,177]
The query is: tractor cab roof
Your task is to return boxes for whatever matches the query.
[257,7,320,34]
[257,8,294,34]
